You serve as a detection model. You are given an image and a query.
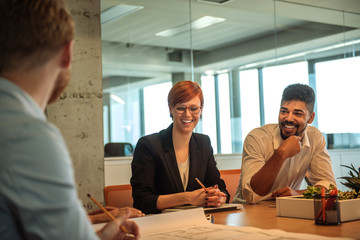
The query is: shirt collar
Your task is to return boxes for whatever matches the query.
[0,77,46,122]
[274,125,310,149]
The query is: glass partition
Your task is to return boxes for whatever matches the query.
[101,0,194,149]
[101,0,360,154]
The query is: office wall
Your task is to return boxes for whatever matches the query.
[46,0,103,211]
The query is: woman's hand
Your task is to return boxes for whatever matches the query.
[186,188,207,206]
[89,206,144,224]
[187,185,226,207]
[204,185,227,207]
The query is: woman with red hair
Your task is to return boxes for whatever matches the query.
[131,81,229,214]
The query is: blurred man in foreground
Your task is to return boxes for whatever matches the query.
[0,0,139,239]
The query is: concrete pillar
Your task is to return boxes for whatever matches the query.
[46,0,104,211]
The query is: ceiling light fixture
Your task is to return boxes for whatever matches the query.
[156,16,225,37]
[101,4,143,25]
[239,39,360,70]
[110,94,125,104]
[205,70,215,75]
[197,0,233,5]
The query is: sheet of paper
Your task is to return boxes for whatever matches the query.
[133,208,208,236]
[92,208,206,233]
[131,208,353,240]
[93,222,106,232]
[93,208,353,240]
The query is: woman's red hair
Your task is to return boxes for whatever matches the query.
[168,81,204,108]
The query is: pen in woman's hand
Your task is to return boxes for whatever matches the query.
[195,178,207,191]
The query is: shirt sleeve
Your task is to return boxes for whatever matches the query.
[233,132,271,204]
[308,131,336,188]
[1,121,98,240]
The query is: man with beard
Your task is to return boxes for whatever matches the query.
[0,0,139,239]
[232,84,336,204]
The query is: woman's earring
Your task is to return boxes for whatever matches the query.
[170,113,173,119]
[200,114,202,119]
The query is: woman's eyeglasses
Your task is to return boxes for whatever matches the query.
[175,105,202,115]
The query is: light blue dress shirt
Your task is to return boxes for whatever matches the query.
[0,78,98,239]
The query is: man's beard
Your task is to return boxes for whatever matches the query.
[48,69,70,104]
[280,122,307,140]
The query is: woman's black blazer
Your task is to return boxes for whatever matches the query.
[130,124,229,214]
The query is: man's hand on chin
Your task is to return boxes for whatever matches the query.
[271,187,304,198]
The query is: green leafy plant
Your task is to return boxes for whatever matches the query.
[302,164,360,200]
[303,185,322,199]
[339,164,360,196]
[302,184,359,200]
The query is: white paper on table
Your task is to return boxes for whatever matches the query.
[129,208,354,240]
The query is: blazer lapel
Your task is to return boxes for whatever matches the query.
[161,124,184,192]
[187,134,202,190]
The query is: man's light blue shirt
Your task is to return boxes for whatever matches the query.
[0,78,98,239]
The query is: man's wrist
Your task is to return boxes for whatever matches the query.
[274,148,288,161]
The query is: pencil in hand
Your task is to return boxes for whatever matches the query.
[195,178,207,191]
[87,193,128,233]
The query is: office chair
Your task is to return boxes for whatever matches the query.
[104,142,134,157]
[104,184,133,208]
[219,169,241,203]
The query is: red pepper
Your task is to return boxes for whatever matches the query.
[325,188,338,210]
[321,187,326,222]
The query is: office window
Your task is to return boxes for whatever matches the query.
[201,73,233,154]
[143,82,172,135]
[201,75,218,153]
[316,56,360,133]
[218,73,232,153]
[105,87,141,146]
[262,62,309,124]
[239,69,261,141]
[103,105,109,144]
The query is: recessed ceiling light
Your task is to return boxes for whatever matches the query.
[101,4,143,24]
[156,16,225,37]
[196,0,233,5]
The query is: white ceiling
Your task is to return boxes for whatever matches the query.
[100,0,360,87]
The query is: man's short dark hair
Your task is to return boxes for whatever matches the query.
[281,84,315,112]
